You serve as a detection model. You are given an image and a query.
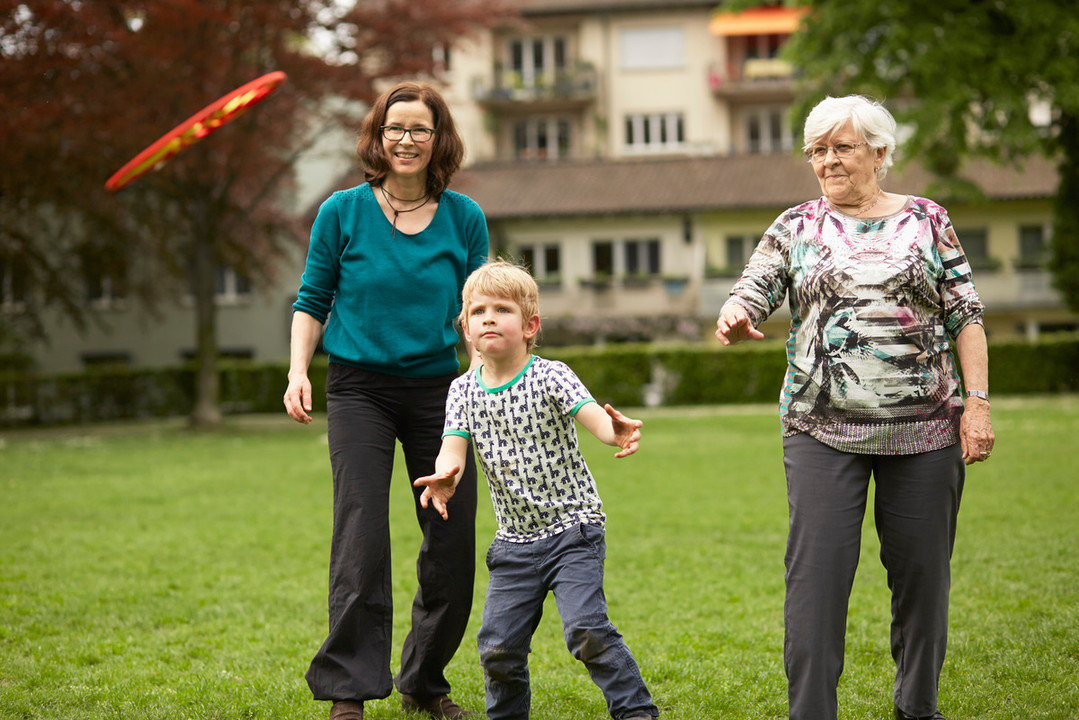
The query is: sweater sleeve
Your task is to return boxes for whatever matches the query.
[725,213,793,326]
[292,194,345,323]
[933,210,985,339]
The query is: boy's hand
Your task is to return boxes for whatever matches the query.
[413,466,461,520]
[604,403,642,458]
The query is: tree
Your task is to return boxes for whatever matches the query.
[768,0,1079,310]
[0,0,516,425]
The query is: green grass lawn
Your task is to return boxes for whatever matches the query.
[1,397,1076,720]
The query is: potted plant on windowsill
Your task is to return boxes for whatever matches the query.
[537,273,562,290]
[579,273,611,290]
[661,275,690,293]
[620,273,654,289]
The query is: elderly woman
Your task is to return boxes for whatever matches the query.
[715,95,994,720]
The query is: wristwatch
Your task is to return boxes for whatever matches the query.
[965,390,989,402]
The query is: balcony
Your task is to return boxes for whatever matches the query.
[708,58,796,102]
[472,63,598,113]
[707,5,805,102]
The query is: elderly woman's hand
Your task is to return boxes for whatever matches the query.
[715,303,765,346]
[960,398,994,465]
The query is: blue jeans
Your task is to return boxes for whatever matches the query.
[477,523,658,720]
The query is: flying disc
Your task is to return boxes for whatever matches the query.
[105,71,287,192]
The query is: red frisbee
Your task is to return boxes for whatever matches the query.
[105,70,287,192]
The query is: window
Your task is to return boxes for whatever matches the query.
[620,27,686,70]
[188,263,252,304]
[215,266,251,302]
[432,43,451,73]
[592,241,614,276]
[508,35,566,88]
[1018,225,1047,269]
[513,118,571,160]
[544,244,561,277]
[625,113,684,152]
[745,107,792,154]
[517,243,561,281]
[81,351,132,370]
[80,246,128,307]
[726,235,750,270]
[0,252,29,310]
[624,239,661,276]
[955,227,996,271]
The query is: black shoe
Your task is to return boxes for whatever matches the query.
[895,705,946,720]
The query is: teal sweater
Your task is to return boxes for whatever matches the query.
[293,183,489,378]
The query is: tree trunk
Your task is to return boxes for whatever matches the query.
[190,218,222,428]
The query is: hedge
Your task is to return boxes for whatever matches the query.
[1,337,1075,428]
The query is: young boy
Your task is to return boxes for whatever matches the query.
[414,260,659,720]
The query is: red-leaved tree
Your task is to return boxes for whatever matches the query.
[0,0,517,425]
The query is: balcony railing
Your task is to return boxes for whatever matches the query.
[473,63,598,108]
[708,58,797,98]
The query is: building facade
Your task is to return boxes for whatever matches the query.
[11,0,1074,374]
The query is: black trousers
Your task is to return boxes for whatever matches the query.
[782,433,964,720]
[306,363,478,703]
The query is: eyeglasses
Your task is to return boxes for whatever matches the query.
[804,142,867,163]
[380,125,436,143]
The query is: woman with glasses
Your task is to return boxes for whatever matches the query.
[715,95,994,720]
[285,81,488,720]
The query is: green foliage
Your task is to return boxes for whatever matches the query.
[988,334,1079,394]
[0,0,517,419]
[1,399,1077,718]
[540,345,654,406]
[773,0,1079,310]
[3,338,1078,428]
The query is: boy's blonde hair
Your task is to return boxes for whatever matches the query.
[460,260,541,350]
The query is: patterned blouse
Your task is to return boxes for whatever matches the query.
[724,195,984,455]
[443,356,606,542]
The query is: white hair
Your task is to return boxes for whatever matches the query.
[803,95,897,181]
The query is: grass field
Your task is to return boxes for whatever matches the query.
[1,396,1076,720]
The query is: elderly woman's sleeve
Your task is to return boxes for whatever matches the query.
[725,224,791,326]
[936,220,985,339]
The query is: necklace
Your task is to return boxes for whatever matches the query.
[380,184,431,237]
[853,189,882,217]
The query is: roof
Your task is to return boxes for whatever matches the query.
[450,153,1059,221]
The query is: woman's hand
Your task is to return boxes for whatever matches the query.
[960,398,994,465]
[715,303,765,346]
[283,372,313,424]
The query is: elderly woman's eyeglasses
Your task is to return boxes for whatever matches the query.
[804,142,867,163]
[381,125,436,143]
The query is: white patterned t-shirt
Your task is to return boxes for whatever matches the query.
[443,355,606,542]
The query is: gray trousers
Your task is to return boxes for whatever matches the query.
[782,433,965,720]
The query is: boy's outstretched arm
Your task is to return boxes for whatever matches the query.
[414,434,470,520]
[575,401,642,458]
